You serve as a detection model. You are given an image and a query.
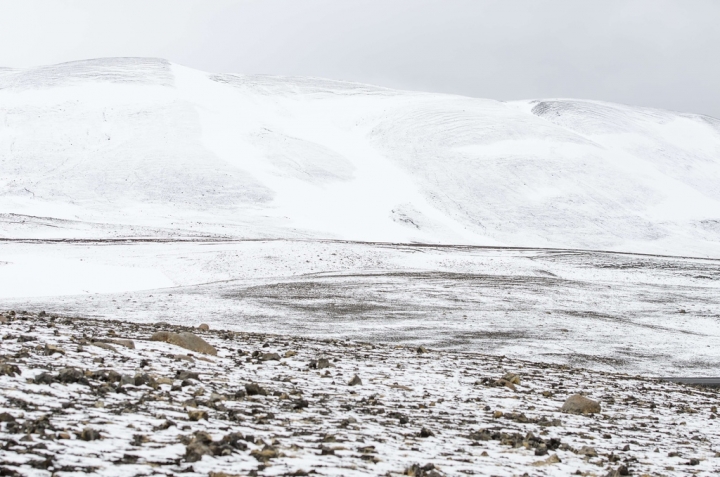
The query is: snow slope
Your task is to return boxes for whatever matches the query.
[2,57,720,256]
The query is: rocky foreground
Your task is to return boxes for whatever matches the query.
[0,311,718,476]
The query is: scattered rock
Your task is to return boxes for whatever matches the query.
[416,346,428,354]
[91,341,117,352]
[220,432,247,451]
[0,363,21,377]
[0,412,15,422]
[578,446,597,457]
[133,372,155,387]
[0,312,716,477]
[313,358,334,369]
[532,453,561,466]
[404,463,439,476]
[245,383,268,396]
[79,427,102,441]
[188,410,208,421]
[185,432,214,462]
[606,465,631,476]
[150,331,217,356]
[154,419,176,431]
[260,352,281,361]
[44,344,65,355]
[348,375,362,386]
[33,371,55,384]
[58,367,87,384]
[209,392,225,402]
[251,445,280,462]
[495,378,516,391]
[292,399,309,410]
[107,339,135,349]
[502,372,521,385]
[176,370,201,381]
[561,394,601,414]
[132,434,149,445]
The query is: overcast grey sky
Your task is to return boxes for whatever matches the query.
[1,0,718,117]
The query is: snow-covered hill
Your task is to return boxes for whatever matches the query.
[2,57,720,256]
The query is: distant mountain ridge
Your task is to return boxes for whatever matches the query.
[1,57,720,256]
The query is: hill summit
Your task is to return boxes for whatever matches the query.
[2,57,720,256]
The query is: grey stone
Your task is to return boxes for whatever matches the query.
[260,352,281,361]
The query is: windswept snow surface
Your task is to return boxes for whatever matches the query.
[1,57,720,254]
[2,240,719,376]
[1,58,720,376]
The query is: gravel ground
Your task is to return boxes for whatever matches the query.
[0,310,719,476]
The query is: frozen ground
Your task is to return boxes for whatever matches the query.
[1,239,718,376]
[0,312,718,477]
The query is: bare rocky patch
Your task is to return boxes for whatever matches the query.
[0,310,718,476]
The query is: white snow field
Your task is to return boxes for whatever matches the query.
[2,57,720,253]
[1,58,720,375]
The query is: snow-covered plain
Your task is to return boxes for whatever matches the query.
[1,58,720,376]
[1,240,719,376]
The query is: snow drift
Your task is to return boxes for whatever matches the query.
[2,57,720,256]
